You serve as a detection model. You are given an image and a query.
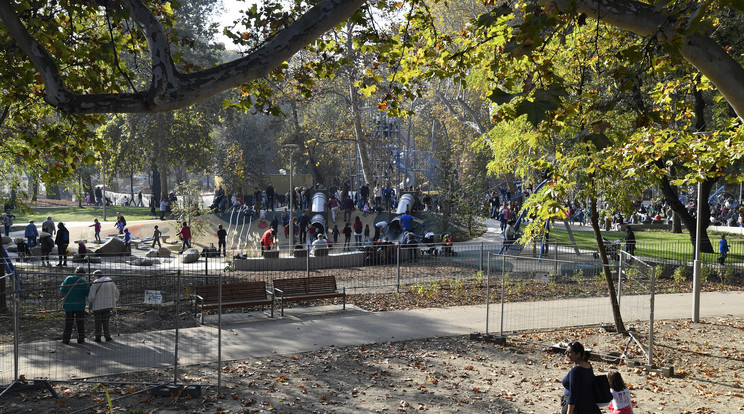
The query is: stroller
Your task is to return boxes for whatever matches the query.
[440,233,456,257]
[15,240,31,261]
[421,232,438,256]
[593,237,620,261]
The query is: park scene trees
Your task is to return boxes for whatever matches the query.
[1,0,744,411]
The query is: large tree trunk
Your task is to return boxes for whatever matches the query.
[160,167,169,202]
[348,84,374,187]
[589,196,626,334]
[152,165,161,205]
[657,174,714,253]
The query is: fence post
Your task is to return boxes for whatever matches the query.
[396,243,401,292]
[174,270,181,385]
[306,247,310,279]
[554,242,558,276]
[617,254,623,309]
[217,266,223,394]
[500,254,506,338]
[205,253,208,278]
[13,268,20,382]
[479,242,484,273]
[485,253,490,336]
[648,264,656,367]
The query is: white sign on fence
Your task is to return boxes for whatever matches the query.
[144,290,163,305]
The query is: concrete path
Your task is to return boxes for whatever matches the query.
[2,290,741,383]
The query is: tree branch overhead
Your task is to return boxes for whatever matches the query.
[0,0,367,114]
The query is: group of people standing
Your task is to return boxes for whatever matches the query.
[60,267,119,344]
[23,216,70,266]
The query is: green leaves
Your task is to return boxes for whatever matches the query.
[514,84,567,127]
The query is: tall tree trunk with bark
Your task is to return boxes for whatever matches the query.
[589,196,626,334]
[152,165,161,205]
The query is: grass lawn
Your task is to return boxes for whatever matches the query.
[551,228,744,264]
[11,206,155,223]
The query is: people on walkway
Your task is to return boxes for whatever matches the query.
[342,196,354,223]
[2,212,14,237]
[159,198,168,220]
[42,216,56,238]
[176,222,192,253]
[60,267,90,344]
[55,222,70,266]
[89,218,101,243]
[95,186,103,206]
[266,183,275,211]
[151,225,162,249]
[298,211,309,245]
[343,222,352,251]
[217,224,227,256]
[87,270,119,343]
[561,341,601,414]
[40,230,54,266]
[25,220,38,248]
[353,216,363,247]
[328,196,340,222]
[718,234,729,265]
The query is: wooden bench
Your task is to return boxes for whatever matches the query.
[192,281,274,323]
[272,276,346,316]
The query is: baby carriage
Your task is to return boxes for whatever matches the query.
[421,232,438,256]
[440,233,456,257]
[15,240,31,261]
[593,237,620,261]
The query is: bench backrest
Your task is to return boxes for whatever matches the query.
[195,281,268,302]
[273,276,337,295]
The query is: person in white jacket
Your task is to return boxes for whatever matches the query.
[87,270,120,343]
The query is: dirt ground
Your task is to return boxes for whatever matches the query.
[1,315,742,413]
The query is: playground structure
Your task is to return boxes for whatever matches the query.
[347,112,437,191]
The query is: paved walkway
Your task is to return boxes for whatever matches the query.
[2,290,741,383]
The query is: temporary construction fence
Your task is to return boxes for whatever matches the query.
[0,237,739,395]
[480,249,658,366]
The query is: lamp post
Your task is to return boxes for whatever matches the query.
[285,144,299,256]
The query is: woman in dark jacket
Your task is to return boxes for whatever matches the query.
[562,341,601,414]
[55,222,70,267]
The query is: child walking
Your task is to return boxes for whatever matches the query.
[608,371,634,414]
[89,218,101,243]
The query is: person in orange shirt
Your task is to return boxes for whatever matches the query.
[261,228,275,251]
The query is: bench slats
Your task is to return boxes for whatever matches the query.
[273,276,345,316]
[192,281,273,323]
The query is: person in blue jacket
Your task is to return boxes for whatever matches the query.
[718,234,729,264]
[24,220,38,248]
[60,267,90,344]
